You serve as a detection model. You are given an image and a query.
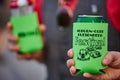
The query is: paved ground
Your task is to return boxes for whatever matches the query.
[43,0,120,80]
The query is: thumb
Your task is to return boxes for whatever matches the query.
[102,51,120,69]
[39,24,46,34]
[6,22,12,30]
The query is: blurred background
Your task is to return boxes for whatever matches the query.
[0,0,120,80]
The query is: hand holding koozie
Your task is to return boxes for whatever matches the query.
[9,0,45,61]
[11,12,43,54]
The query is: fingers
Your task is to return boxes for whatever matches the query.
[67,49,76,75]
[83,68,120,80]
[32,51,43,59]
[9,47,31,60]
[83,73,106,80]
[39,24,46,34]
[102,51,120,68]
[8,22,19,42]
[9,46,20,52]
[17,54,34,60]
[70,66,76,76]
[83,73,93,78]
[67,49,74,58]
[9,36,19,52]
[39,24,46,43]
[67,59,74,68]
[8,36,19,43]
[33,51,45,62]
[102,52,113,66]
[83,73,105,80]
[22,54,32,59]
[16,51,44,61]
[83,73,101,80]
[6,22,12,30]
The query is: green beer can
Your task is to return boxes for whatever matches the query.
[73,15,108,75]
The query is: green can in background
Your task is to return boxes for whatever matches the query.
[73,15,108,75]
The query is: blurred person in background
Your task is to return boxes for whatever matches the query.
[0,0,47,80]
[57,0,78,27]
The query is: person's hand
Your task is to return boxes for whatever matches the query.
[8,22,46,62]
[67,49,120,80]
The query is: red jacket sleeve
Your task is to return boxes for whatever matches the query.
[33,0,44,24]
[66,0,78,12]
[60,0,78,13]
[107,0,120,32]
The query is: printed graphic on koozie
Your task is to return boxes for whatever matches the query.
[76,37,105,61]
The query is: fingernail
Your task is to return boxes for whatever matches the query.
[70,66,76,75]
[66,60,70,67]
[103,58,109,65]
[83,73,91,78]
[69,51,72,56]
[68,50,73,57]
[67,49,71,56]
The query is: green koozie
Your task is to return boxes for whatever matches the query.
[11,12,43,54]
[73,15,108,75]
